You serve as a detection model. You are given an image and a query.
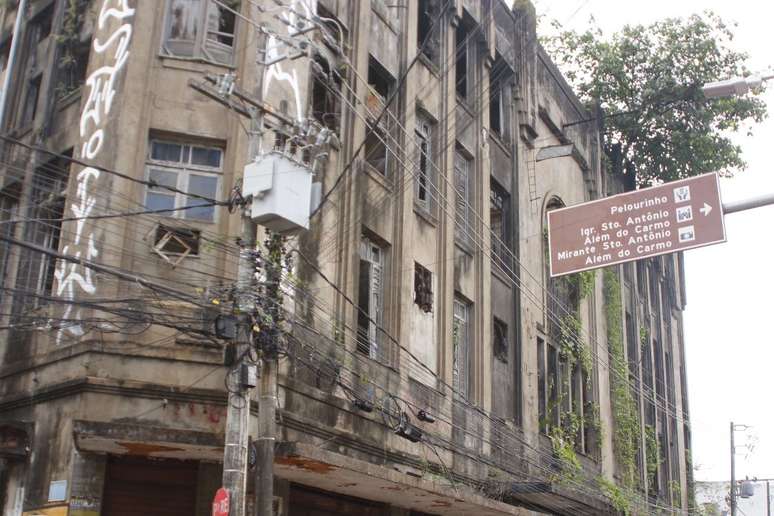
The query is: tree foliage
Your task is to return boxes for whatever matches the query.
[545,12,767,186]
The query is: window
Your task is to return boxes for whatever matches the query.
[490,179,510,268]
[152,225,201,266]
[454,149,473,246]
[537,336,560,433]
[0,189,19,304]
[364,57,395,176]
[493,317,508,362]
[416,0,440,64]
[489,53,512,138]
[144,139,223,223]
[56,5,92,99]
[12,156,70,313]
[414,263,432,313]
[311,55,341,132]
[357,237,384,360]
[452,296,471,397]
[21,75,41,127]
[162,0,238,65]
[455,16,475,101]
[414,114,434,212]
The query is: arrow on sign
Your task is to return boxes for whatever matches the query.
[700,203,713,216]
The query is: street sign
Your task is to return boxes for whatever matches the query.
[212,487,230,516]
[548,172,726,277]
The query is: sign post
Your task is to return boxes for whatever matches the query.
[212,487,230,516]
[548,172,726,277]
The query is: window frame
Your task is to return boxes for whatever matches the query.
[161,0,239,66]
[490,178,510,268]
[454,148,473,248]
[452,296,472,398]
[357,236,385,362]
[144,139,224,224]
[414,113,435,214]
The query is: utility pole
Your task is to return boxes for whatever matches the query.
[255,233,282,516]
[731,421,737,516]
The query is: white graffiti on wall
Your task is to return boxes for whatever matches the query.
[262,0,316,123]
[54,0,134,344]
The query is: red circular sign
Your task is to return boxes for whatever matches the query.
[212,487,230,516]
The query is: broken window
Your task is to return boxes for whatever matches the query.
[493,317,508,362]
[145,138,223,222]
[414,113,434,213]
[163,0,239,65]
[152,225,201,266]
[452,296,471,397]
[537,336,561,433]
[416,0,440,65]
[0,187,19,305]
[490,179,510,268]
[454,149,472,246]
[489,53,512,138]
[311,54,341,132]
[364,58,395,176]
[357,237,384,360]
[414,263,432,313]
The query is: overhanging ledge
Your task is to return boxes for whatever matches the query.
[275,441,530,516]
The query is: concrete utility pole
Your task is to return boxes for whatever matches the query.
[256,233,281,516]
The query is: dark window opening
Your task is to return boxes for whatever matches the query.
[311,55,341,132]
[21,75,41,126]
[537,337,547,432]
[31,5,54,44]
[455,22,469,100]
[417,0,440,64]
[493,317,508,362]
[414,263,432,313]
[489,53,512,137]
[364,58,395,176]
[490,179,510,268]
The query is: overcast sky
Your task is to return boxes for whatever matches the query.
[531,0,774,483]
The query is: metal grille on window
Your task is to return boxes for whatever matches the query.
[453,298,470,397]
[12,158,69,316]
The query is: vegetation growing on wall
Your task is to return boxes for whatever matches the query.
[603,268,641,512]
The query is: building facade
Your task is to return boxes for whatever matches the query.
[0,0,694,515]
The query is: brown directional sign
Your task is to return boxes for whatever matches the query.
[548,172,726,277]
